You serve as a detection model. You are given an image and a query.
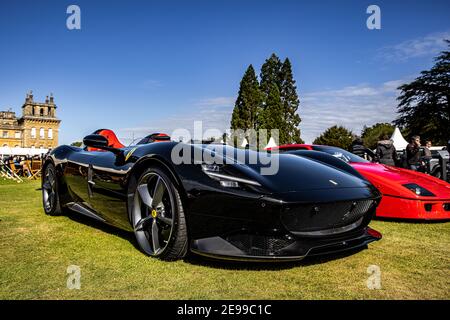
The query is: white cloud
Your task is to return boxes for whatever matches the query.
[118,98,234,144]
[299,80,409,143]
[195,96,235,107]
[118,80,409,146]
[378,31,450,62]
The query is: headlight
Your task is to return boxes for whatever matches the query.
[402,183,435,197]
[201,163,261,187]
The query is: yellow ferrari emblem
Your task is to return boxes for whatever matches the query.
[125,147,138,161]
[151,209,157,218]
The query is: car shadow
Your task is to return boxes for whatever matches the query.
[63,210,141,251]
[182,246,368,271]
[61,210,368,270]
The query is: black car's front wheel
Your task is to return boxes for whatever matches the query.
[130,167,188,260]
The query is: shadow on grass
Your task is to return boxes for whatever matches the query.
[61,210,369,270]
[63,210,140,251]
[183,246,367,271]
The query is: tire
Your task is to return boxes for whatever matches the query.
[129,166,188,261]
[42,163,63,216]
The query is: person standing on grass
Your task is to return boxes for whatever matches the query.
[406,135,422,171]
[423,141,432,158]
[376,135,397,166]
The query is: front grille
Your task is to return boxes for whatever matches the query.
[226,234,295,256]
[281,200,375,234]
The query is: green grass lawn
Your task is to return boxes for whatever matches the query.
[0,178,449,300]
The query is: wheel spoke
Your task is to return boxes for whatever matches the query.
[137,184,153,208]
[152,177,165,207]
[134,216,153,231]
[151,219,160,253]
[157,214,172,226]
[43,189,49,204]
[42,181,52,190]
[48,171,55,187]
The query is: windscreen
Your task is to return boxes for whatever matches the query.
[312,146,369,163]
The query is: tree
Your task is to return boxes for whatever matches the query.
[361,123,395,149]
[232,53,304,145]
[313,125,354,150]
[70,141,82,147]
[258,83,285,144]
[230,65,262,131]
[280,58,303,143]
[394,40,450,145]
[259,53,282,100]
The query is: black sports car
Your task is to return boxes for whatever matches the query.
[42,129,382,261]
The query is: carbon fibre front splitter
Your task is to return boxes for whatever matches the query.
[190,227,382,262]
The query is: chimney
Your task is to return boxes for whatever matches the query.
[45,95,49,104]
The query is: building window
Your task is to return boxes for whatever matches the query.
[31,127,36,138]
[14,145,19,148]
[48,128,53,139]
[40,128,45,139]
[40,108,44,116]
[2,144,7,147]
[15,131,21,139]
[2,131,8,138]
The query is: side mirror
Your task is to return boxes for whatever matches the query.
[83,134,122,155]
[83,134,109,149]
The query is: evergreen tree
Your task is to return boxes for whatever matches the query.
[394,40,450,145]
[260,53,282,100]
[230,65,262,130]
[258,83,285,144]
[280,58,303,143]
[313,125,354,150]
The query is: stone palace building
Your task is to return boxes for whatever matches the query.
[0,91,61,149]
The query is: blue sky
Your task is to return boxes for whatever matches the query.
[0,0,449,144]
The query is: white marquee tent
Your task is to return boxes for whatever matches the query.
[389,127,408,151]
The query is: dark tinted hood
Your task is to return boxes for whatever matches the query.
[196,144,373,193]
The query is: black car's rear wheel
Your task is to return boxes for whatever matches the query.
[130,167,188,260]
[42,163,62,216]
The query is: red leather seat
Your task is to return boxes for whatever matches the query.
[87,129,125,151]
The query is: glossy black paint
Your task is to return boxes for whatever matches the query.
[44,142,382,261]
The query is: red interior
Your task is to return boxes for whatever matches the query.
[151,133,170,142]
[87,129,125,152]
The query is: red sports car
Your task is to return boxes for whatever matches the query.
[273,144,450,220]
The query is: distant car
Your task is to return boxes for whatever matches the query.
[41,129,382,262]
[273,144,450,220]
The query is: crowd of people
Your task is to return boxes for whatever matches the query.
[352,135,450,173]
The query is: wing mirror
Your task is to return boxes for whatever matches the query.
[83,134,122,155]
